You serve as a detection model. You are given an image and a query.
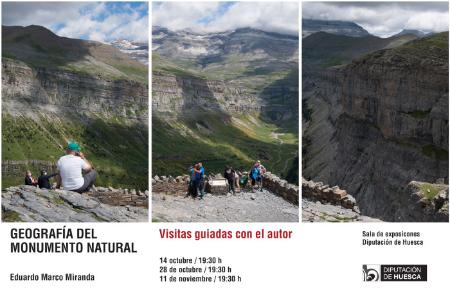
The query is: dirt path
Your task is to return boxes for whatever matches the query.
[152,190,298,222]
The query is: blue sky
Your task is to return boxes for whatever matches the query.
[2,2,148,42]
[152,2,298,36]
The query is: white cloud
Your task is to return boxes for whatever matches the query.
[152,2,299,35]
[2,2,148,42]
[303,2,449,37]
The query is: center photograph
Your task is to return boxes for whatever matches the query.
[151,1,299,222]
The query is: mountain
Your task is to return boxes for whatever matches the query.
[393,29,427,38]
[302,31,417,71]
[111,39,148,65]
[152,27,299,183]
[302,32,449,221]
[2,25,148,190]
[302,19,370,38]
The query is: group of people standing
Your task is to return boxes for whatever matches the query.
[186,160,267,199]
[224,160,266,194]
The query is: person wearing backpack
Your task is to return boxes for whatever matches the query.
[224,166,236,194]
[186,164,197,198]
[249,161,262,192]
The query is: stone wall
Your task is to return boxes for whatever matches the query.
[152,173,299,205]
[2,160,57,176]
[152,175,190,195]
[262,172,298,205]
[302,177,357,211]
[91,187,148,208]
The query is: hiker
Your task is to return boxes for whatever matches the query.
[24,170,38,186]
[194,162,205,199]
[249,161,263,192]
[37,170,58,189]
[234,170,241,192]
[56,141,97,193]
[187,164,198,197]
[224,166,236,194]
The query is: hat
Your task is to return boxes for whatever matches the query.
[67,141,80,151]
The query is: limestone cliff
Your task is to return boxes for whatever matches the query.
[303,32,449,221]
[152,72,260,115]
[2,58,148,122]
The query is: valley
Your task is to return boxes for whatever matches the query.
[152,27,299,183]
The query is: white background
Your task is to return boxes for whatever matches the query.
[1,223,449,290]
[1,0,450,290]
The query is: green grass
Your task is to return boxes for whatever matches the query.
[422,144,448,161]
[320,56,345,68]
[419,183,445,199]
[404,109,431,119]
[395,32,448,57]
[2,113,148,190]
[2,210,23,222]
[152,112,298,184]
[110,64,148,84]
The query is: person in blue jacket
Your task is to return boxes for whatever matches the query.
[249,160,264,192]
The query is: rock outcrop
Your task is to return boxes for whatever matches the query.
[301,177,381,222]
[302,199,381,222]
[2,185,148,222]
[399,181,449,222]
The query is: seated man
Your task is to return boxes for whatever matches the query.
[38,170,58,189]
[56,141,97,193]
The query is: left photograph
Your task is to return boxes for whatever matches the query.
[1,2,149,222]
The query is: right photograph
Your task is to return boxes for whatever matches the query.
[302,1,449,222]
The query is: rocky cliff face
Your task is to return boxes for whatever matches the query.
[303,32,449,221]
[2,58,148,122]
[152,72,260,115]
